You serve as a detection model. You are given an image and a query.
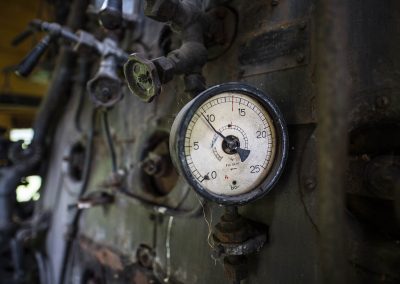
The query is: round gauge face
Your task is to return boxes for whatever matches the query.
[183,92,277,196]
[170,83,288,205]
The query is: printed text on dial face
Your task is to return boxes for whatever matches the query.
[184,92,276,196]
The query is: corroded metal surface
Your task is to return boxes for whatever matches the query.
[3,0,400,283]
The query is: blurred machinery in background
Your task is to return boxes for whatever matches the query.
[0,0,399,283]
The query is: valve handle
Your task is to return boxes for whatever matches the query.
[15,35,52,77]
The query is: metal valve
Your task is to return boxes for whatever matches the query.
[14,19,128,78]
[15,35,52,77]
[87,55,122,107]
[124,53,163,102]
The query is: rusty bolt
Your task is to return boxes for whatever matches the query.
[304,177,316,191]
[142,153,164,176]
[137,245,155,269]
[214,216,252,243]
[142,159,160,176]
[153,57,175,83]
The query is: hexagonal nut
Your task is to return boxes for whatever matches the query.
[214,228,250,244]
[123,53,161,102]
[153,57,175,83]
[214,218,251,243]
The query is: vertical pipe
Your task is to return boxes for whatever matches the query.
[395,175,400,225]
[316,1,349,283]
[32,0,89,145]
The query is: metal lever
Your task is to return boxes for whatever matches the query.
[11,28,35,46]
[99,0,123,30]
[15,35,52,77]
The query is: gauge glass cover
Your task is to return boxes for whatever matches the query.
[183,92,277,196]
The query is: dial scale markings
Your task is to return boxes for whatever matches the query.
[183,92,276,196]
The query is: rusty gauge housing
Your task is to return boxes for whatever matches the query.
[169,83,288,205]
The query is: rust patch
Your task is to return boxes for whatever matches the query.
[79,235,125,271]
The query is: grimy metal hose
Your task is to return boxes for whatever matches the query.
[316,0,350,283]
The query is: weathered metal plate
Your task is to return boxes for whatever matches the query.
[239,20,309,77]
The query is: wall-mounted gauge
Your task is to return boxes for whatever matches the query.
[169,83,288,205]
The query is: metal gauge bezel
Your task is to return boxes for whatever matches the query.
[176,83,288,205]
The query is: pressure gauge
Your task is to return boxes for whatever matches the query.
[169,83,288,205]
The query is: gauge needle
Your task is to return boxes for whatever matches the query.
[201,113,225,140]
[236,147,251,162]
[201,113,251,162]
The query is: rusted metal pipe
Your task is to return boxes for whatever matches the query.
[316,1,350,283]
